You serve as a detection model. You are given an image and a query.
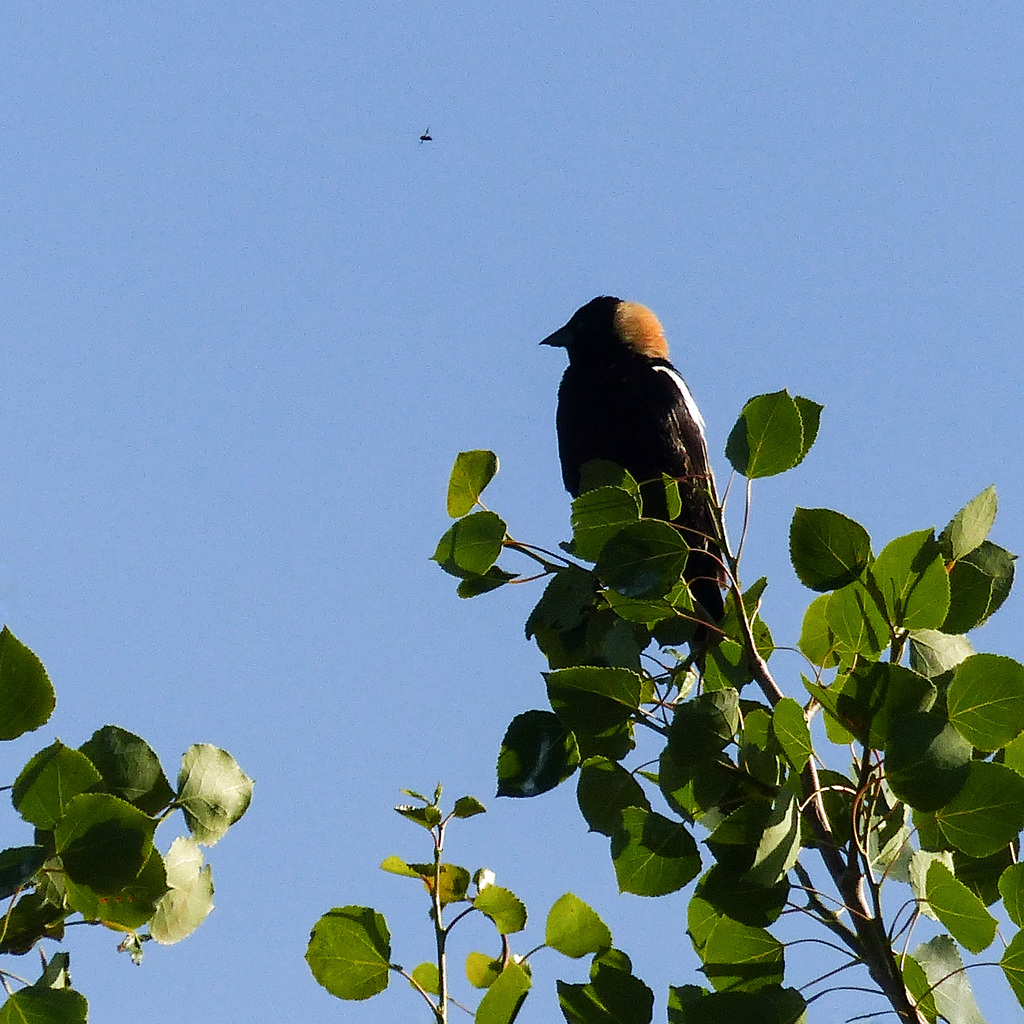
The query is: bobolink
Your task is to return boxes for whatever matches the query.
[542,296,726,622]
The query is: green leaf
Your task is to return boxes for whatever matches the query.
[658,747,734,823]
[546,666,642,737]
[557,956,654,1024]
[305,905,392,1001]
[825,581,888,657]
[943,557,997,635]
[910,629,975,677]
[525,565,597,637]
[147,837,213,943]
[667,986,806,1024]
[702,639,753,692]
[433,510,508,577]
[870,530,950,630]
[577,757,650,836]
[885,713,972,812]
[453,795,486,818]
[571,487,641,562]
[177,744,254,846]
[0,891,66,955]
[771,699,810,771]
[0,987,88,1024]
[457,566,518,598]
[939,486,997,561]
[947,653,1024,751]
[657,473,683,520]
[496,710,580,798]
[432,863,472,906]
[394,802,442,828]
[951,540,1016,626]
[944,543,1016,633]
[823,661,936,749]
[700,918,785,992]
[0,627,55,741]
[79,725,175,814]
[900,955,938,1023]
[706,800,774,875]
[611,807,701,896]
[913,934,985,1024]
[1002,928,1024,1011]
[0,846,48,901]
[924,860,997,953]
[578,461,640,495]
[693,866,789,929]
[952,845,1014,907]
[934,761,1024,857]
[1000,863,1024,927]
[65,846,168,928]
[54,792,156,893]
[909,849,954,921]
[475,961,531,1024]
[725,391,804,479]
[797,594,839,668]
[474,886,527,934]
[789,508,872,592]
[869,664,937,749]
[12,742,102,829]
[379,855,426,878]
[545,893,612,958]
[595,520,690,599]
[411,961,440,996]
[667,689,740,767]
[466,951,503,989]
[447,450,498,517]
[744,788,801,888]
[793,395,823,462]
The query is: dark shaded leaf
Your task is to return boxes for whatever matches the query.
[789,508,872,592]
[496,711,580,798]
[577,757,650,836]
[885,713,972,812]
[571,487,641,562]
[595,520,690,599]
[0,627,55,741]
[611,807,701,896]
[54,793,156,894]
[79,725,175,815]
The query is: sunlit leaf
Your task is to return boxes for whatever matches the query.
[305,905,391,1001]
[447,450,498,517]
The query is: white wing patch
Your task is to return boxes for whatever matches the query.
[653,365,706,433]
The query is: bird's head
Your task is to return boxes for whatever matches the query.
[541,296,669,361]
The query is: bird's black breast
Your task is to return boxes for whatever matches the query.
[555,355,698,497]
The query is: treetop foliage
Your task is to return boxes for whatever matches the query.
[315,389,1020,1024]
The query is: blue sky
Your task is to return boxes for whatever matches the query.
[3,2,1023,1021]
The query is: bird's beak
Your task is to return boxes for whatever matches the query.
[540,325,571,348]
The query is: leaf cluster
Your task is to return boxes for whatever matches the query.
[422,390,1023,1024]
[307,787,652,1024]
[0,626,253,1019]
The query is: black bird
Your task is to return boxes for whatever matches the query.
[419,127,432,143]
[542,296,726,623]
